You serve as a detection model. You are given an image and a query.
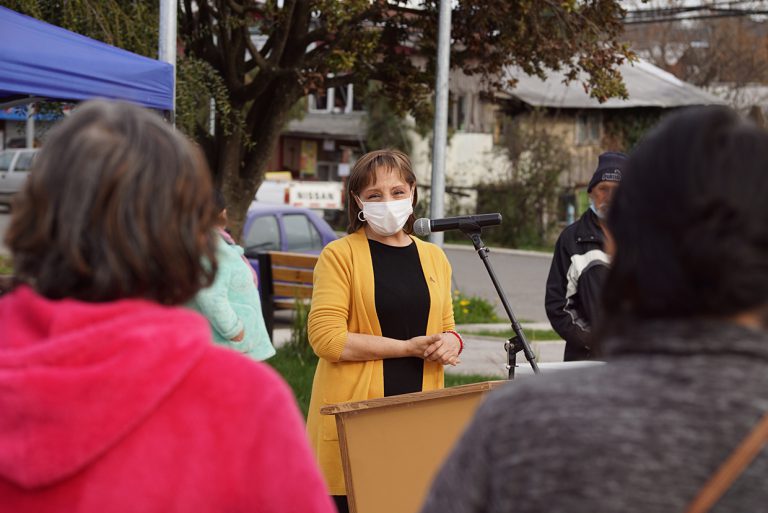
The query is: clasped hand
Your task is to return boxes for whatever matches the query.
[408,333,461,366]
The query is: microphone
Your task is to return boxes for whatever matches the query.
[413,213,502,237]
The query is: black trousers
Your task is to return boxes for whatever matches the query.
[332,495,349,513]
[563,342,592,361]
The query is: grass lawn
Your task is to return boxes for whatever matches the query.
[267,347,318,418]
[267,346,500,418]
[444,373,504,386]
[463,327,562,341]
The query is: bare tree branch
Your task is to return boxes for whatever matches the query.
[269,0,298,66]
[243,25,272,72]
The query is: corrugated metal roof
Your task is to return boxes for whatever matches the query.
[503,59,726,109]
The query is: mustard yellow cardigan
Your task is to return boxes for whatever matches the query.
[306,229,456,495]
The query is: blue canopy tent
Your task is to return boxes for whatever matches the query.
[0,6,173,111]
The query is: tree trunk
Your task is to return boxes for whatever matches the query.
[219,81,302,243]
[218,130,250,242]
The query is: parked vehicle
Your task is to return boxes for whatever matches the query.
[256,178,344,211]
[0,149,37,207]
[241,202,337,274]
[256,177,345,228]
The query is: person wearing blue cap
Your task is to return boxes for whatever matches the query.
[544,151,627,361]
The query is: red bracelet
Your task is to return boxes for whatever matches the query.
[444,330,464,355]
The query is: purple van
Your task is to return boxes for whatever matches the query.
[241,202,338,274]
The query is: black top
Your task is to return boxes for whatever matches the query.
[368,239,430,397]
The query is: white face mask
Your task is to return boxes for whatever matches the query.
[360,196,413,236]
[589,198,607,220]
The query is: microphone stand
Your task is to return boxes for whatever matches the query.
[458,220,540,379]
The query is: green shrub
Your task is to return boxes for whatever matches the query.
[0,255,12,274]
[463,327,562,341]
[266,300,318,417]
[267,346,317,418]
[445,373,501,386]
[452,291,500,324]
[284,299,318,365]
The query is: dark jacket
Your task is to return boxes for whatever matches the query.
[545,208,609,360]
[421,320,768,513]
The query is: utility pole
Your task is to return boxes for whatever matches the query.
[429,0,451,245]
[25,103,35,148]
[158,0,178,123]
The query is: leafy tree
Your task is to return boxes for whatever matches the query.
[478,111,569,249]
[625,6,768,94]
[363,82,414,154]
[5,0,632,238]
[603,108,663,152]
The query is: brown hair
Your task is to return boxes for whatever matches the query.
[346,149,418,234]
[5,100,218,304]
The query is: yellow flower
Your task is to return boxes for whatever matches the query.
[462,308,469,314]
[459,299,470,307]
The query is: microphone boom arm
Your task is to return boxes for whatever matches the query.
[458,220,540,378]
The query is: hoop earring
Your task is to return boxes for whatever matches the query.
[357,210,366,222]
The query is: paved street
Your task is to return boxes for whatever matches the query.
[444,244,552,323]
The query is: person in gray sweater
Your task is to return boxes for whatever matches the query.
[421,106,768,513]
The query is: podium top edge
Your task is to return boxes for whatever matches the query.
[320,380,508,416]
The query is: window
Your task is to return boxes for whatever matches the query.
[283,214,323,252]
[576,113,601,145]
[0,152,14,172]
[13,152,35,172]
[244,215,280,253]
[310,84,360,113]
[351,85,364,112]
[448,93,472,131]
[332,85,348,113]
[457,95,467,131]
[312,89,329,111]
[316,162,339,181]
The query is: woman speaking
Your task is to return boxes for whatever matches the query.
[306,149,463,513]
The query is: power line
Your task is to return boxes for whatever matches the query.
[625,11,768,25]
[625,0,762,15]
[624,2,768,24]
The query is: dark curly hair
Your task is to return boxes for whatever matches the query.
[5,100,219,304]
[601,106,768,334]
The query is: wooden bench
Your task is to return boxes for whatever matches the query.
[257,251,319,341]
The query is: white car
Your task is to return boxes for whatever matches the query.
[0,149,37,207]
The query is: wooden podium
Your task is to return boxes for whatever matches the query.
[321,381,507,513]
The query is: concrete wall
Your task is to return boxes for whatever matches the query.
[409,129,511,214]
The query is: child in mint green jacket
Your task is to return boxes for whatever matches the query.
[188,193,275,361]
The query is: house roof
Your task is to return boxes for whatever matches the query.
[502,59,725,109]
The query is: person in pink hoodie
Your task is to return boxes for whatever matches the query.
[0,100,335,513]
